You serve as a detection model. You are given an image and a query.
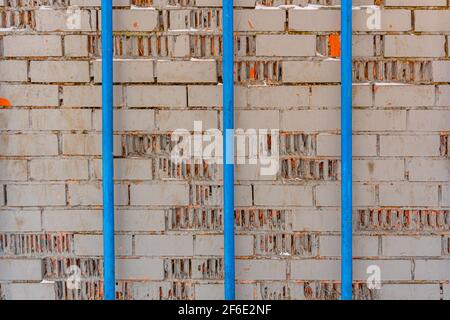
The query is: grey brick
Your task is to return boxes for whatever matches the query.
[236,259,286,280]
[8,184,66,206]
[0,259,43,281]
[135,235,194,256]
[74,234,132,256]
[4,283,56,300]
[130,183,189,206]
[382,236,441,257]
[116,258,164,280]
[0,210,41,232]
[194,235,253,256]
[43,210,102,232]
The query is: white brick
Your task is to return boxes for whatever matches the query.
[115,209,165,232]
[281,110,340,132]
[3,35,62,57]
[256,35,315,57]
[194,235,253,256]
[292,209,340,232]
[4,283,56,300]
[168,35,190,58]
[70,0,130,5]
[116,258,164,280]
[385,0,446,5]
[289,9,410,32]
[354,260,412,281]
[320,236,378,257]
[0,134,58,156]
[353,9,411,31]
[64,35,89,57]
[93,59,154,83]
[317,134,377,157]
[385,35,445,57]
[380,135,440,156]
[310,84,372,107]
[62,133,121,156]
[353,35,374,57]
[195,283,255,300]
[379,183,438,206]
[0,210,41,232]
[408,110,450,131]
[379,284,440,300]
[282,60,340,83]
[291,259,340,280]
[157,60,217,83]
[92,158,153,180]
[442,185,450,206]
[432,61,450,82]
[407,159,450,182]
[382,236,441,257]
[232,110,279,129]
[235,9,285,32]
[188,85,247,108]
[0,109,29,130]
[236,259,286,280]
[0,259,43,281]
[415,260,450,280]
[35,9,93,31]
[291,259,412,281]
[8,184,66,206]
[63,85,124,107]
[127,85,186,108]
[135,235,193,256]
[316,183,377,207]
[289,9,339,31]
[32,109,91,131]
[30,159,89,181]
[0,84,59,107]
[415,10,450,32]
[254,185,313,206]
[156,110,217,131]
[374,84,435,107]
[131,183,189,206]
[354,110,406,131]
[353,159,404,181]
[30,61,89,83]
[248,85,309,108]
[43,209,102,231]
[67,183,128,206]
[196,0,255,6]
[101,9,158,31]
[0,60,28,81]
[74,234,132,255]
[437,85,450,106]
[93,109,155,131]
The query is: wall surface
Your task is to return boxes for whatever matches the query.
[0,0,449,300]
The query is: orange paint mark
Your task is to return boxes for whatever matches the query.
[328,34,341,58]
[0,97,11,107]
[249,67,256,79]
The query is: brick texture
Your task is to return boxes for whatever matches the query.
[0,1,448,301]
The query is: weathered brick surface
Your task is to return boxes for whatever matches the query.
[0,1,448,301]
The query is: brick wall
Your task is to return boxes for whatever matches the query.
[0,0,449,300]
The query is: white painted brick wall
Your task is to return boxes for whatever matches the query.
[0,1,448,301]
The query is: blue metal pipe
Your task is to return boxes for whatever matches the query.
[222,0,235,300]
[101,0,115,301]
[341,0,353,300]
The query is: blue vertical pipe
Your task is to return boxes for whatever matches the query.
[101,0,115,301]
[341,0,353,300]
[222,0,235,300]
